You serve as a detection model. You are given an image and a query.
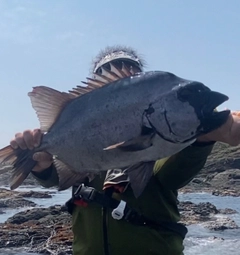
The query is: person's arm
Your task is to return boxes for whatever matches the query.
[31,164,59,188]
[154,141,214,190]
[154,111,240,190]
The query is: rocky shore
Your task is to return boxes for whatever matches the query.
[180,143,240,196]
[0,187,72,255]
[0,187,239,254]
[0,142,240,254]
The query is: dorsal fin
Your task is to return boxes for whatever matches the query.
[29,63,134,132]
[85,78,106,86]
[122,62,132,76]
[68,64,130,97]
[101,66,121,80]
[94,73,114,83]
[68,85,92,97]
[68,78,107,97]
[28,86,74,132]
[109,63,127,78]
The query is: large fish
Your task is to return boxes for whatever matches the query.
[0,69,230,197]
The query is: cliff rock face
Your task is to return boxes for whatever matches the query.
[181,142,240,195]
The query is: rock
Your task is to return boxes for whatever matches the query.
[203,143,240,175]
[179,201,218,215]
[179,201,219,225]
[19,190,52,199]
[210,169,240,188]
[179,201,238,231]
[203,217,239,230]
[0,198,36,209]
[0,188,53,211]
[6,208,49,224]
[179,142,240,196]
[218,208,238,214]
[0,188,16,199]
[212,189,240,197]
[192,202,218,215]
[0,187,53,199]
[0,205,72,254]
[6,205,68,224]
[180,168,240,196]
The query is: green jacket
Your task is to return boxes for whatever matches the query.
[32,142,214,255]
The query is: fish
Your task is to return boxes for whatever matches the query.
[0,69,230,197]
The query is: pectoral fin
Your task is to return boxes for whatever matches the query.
[103,127,155,152]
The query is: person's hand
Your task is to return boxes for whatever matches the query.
[10,129,53,172]
[197,111,240,146]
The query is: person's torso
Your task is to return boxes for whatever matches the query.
[71,172,184,255]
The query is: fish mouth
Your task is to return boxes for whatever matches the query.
[177,82,230,135]
[198,91,230,134]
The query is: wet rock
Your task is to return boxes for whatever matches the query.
[19,190,52,199]
[0,198,36,209]
[210,169,240,188]
[203,143,240,175]
[179,201,218,215]
[212,189,240,197]
[0,188,16,199]
[180,169,240,196]
[0,188,52,211]
[0,188,54,212]
[179,201,238,230]
[0,187,53,199]
[218,208,238,214]
[0,205,72,254]
[179,201,219,225]
[6,205,68,224]
[203,217,239,230]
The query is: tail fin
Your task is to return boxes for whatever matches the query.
[0,145,36,190]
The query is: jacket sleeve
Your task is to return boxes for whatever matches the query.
[153,142,215,190]
[31,165,59,188]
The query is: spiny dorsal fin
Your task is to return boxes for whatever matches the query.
[93,73,114,83]
[85,78,106,86]
[101,66,121,80]
[122,62,132,76]
[68,63,130,97]
[109,63,127,78]
[69,85,92,96]
[28,86,74,132]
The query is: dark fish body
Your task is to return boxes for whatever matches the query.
[39,71,228,170]
[40,72,199,170]
[0,71,230,196]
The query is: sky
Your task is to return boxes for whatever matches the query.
[0,0,240,147]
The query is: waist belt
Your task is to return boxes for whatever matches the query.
[67,184,188,239]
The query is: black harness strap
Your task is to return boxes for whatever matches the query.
[68,184,188,239]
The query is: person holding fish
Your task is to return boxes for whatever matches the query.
[4,46,240,255]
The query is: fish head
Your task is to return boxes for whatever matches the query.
[147,81,230,143]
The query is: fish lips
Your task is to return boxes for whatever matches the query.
[197,91,230,134]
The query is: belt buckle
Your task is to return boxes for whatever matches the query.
[73,184,96,202]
